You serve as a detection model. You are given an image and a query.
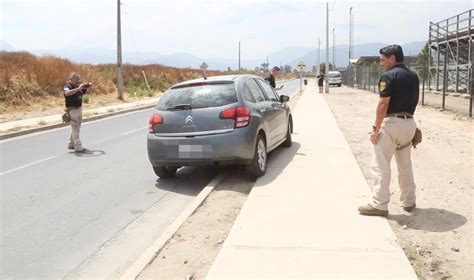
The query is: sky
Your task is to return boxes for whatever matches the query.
[1,0,472,59]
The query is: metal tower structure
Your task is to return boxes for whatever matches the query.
[428,9,473,116]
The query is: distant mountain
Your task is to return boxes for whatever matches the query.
[291,41,426,71]
[0,40,16,51]
[1,40,426,71]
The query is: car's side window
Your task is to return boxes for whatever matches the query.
[245,79,266,103]
[243,84,257,103]
[257,80,279,102]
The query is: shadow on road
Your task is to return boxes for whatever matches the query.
[151,141,301,196]
[70,149,106,157]
[154,166,219,196]
[254,142,301,188]
[388,208,468,232]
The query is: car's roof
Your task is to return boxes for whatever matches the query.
[170,74,260,89]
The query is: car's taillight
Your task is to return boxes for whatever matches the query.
[148,114,163,133]
[220,106,251,128]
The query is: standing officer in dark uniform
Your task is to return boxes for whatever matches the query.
[265,66,284,90]
[358,45,419,216]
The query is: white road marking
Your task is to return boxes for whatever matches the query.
[121,126,148,136]
[0,156,57,176]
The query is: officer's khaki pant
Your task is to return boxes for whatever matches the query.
[371,117,417,211]
[67,107,83,151]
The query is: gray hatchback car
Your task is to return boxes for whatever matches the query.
[147,74,293,178]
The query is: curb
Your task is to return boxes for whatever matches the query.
[0,104,156,140]
[120,173,226,280]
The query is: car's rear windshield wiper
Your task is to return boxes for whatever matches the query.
[166,104,193,111]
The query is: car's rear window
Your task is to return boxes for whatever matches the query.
[157,83,238,110]
[329,73,341,78]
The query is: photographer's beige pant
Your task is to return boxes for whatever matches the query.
[67,107,83,151]
[371,117,417,211]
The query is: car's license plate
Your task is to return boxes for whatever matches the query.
[178,145,213,158]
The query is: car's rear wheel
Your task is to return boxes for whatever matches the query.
[246,135,267,178]
[281,120,292,148]
[338,83,342,87]
[153,166,178,178]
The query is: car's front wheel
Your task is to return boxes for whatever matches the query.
[246,135,267,178]
[153,166,178,178]
[281,120,292,148]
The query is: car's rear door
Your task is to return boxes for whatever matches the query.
[256,79,287,144]
[244,78,275,145]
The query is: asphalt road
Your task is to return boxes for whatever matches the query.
[0,78,299,279]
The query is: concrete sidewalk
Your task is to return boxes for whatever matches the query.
[207,80,417,279]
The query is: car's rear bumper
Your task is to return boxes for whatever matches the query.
[147,128,255,167]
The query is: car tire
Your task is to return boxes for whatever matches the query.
[281,120,292,148]
[153,166,178,178]
[338,83,342,87]
[245,135,267,178]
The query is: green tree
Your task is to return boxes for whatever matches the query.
[415,42,430,105]
[415,42,430,81]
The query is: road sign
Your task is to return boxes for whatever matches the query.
[200,62,209,70]
[297,61,306,70]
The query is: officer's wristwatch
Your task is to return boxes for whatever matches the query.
[372,125,377,132]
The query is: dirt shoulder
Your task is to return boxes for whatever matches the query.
[323,86,473,280]
[137,169,255,280]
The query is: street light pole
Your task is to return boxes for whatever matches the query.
[116,0,124,100]
[238,41,241,72]
[333,28,336,70]
[317,37,321,74]
[325,2,329,93]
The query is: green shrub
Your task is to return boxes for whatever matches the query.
[99,69,114,81]
[83,94,90,104]
[127,84,154,97]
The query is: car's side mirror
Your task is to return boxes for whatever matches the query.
[279,95,289,103]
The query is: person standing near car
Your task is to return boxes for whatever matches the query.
[316,72,325,93]
[358,44,419,217]
[265,66,284,90]
[64,72,91,153]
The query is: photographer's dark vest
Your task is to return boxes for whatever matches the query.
[64,82,84,108]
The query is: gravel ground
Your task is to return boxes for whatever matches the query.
[323,85,472,280]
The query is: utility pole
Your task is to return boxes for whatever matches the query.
[238,41,241,72]
[349,7,354,65]
[349,7,355,87]
[333,28,336,70]
[325,2,329,93]
[116,0,124,100]
[266,56,269,71]
[317,37,321,74]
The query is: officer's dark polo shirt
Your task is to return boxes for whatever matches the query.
[64,82,85,108]
[378,64,419,114]
[265,74,276,88]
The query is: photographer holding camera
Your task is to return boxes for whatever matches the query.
[64,72,91,153]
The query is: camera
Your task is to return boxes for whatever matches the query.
[82,84,91,89]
